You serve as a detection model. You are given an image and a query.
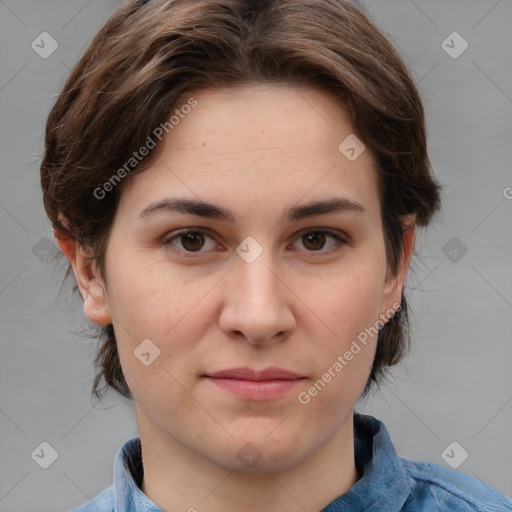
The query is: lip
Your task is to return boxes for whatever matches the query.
[206,366,304,380]
[203,366,306,401]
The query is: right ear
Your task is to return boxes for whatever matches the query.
[55,229,112,326]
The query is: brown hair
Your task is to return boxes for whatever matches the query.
[40,0,442,401]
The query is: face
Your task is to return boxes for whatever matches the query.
[71,83,412,474]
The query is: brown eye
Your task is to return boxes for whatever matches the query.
[180,231,206,252]
[302,231,327,251]
[294,230,347,255]
[163,229,218,255]
[162,228,347,259]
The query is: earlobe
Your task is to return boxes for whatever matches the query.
[55,230,112,326]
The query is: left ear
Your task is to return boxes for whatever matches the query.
[379,214,416,323]
[54,228,112,326]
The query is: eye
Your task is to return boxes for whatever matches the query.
[292,229,348,255]
[163,229,220,256]
[162,228,347,258]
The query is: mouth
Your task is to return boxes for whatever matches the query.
[203,367,307,401]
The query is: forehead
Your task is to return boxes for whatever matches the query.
[118,83,381,226]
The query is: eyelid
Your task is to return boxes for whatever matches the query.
[295,226,349,241]
[293,228,349,255]
[161,226,349,257]
[161,228,221,255]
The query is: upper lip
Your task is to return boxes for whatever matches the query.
[205,367,304,381]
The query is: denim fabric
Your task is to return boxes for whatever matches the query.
[72,413,512,512]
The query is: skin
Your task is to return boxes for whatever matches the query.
[58,83,415,512]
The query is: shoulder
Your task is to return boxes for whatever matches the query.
[70,484,115,512]
[401,458,512,512]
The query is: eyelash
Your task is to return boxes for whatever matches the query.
[161,228,348,259]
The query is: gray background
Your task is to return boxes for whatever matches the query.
[0,0,511,510]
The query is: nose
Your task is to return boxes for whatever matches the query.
[218,249,296,345]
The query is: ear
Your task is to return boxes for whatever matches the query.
[378,214,416,324]
[55,230,112,325]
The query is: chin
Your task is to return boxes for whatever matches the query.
[211,433,311,475]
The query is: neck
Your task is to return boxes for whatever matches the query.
[137,411,359,512]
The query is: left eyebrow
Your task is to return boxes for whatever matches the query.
[286,197,367,221]
[138,197,368,223]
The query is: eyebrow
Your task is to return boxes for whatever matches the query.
[138,197,367,223]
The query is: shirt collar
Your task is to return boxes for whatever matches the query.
[113,436,163,511]
[112,413,414,512]
[321,413,414,511]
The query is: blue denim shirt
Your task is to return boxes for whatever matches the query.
[72,413,512,511]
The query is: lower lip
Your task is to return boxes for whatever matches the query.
[204,377,304,400]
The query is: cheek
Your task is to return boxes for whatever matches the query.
[315,264,385,339]
[104,256,217,388]
[106,254,206,338]
[301,264,384,395]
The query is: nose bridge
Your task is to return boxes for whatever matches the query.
[235,239,282,310]
[220,238,295,343]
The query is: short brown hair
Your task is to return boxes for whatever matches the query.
[40,0,442,401]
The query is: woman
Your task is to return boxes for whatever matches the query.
[40,0,512,510]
